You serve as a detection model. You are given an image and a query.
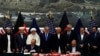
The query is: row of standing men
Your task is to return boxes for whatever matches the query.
[0,24,100,55]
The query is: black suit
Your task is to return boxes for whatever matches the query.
[66,45,80,53]
[0,34,3,53]
[50,34,66,53]
[25,45,39,53]
[40,33,52,53]
[76,32,89,54]
[63,30,77,48]
[2,33,15,52]
[89,32,100,54]
[15,33,27,52]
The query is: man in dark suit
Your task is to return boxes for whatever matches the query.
[89,26,100,54]
[63,24,77,49]
[0,34,2,53]
[2,27,15,53]
[50,27,65,53]
[15,27,27,53]
[24,39,39,53]
[66,40,80,53]
[40,26,52,53]
[76,27,89,54]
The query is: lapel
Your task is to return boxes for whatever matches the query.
[30,45,36,50]
[78,34,81,41]
[43,33,46,40]
[83,33,86,41]
[18,34,23,41]
[22,34,26,40]
[56,34,58,39]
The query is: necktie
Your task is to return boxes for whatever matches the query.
[45,33,48,40]
[31,46,33,50]
[21,34,23,39]
[94,33,97,39]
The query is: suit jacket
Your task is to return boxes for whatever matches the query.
[89,32,100,53]
[63,30,77,46]
[77,32,89,50]
[0,34,3,52]
[15,33,27,52]
[66,45,80,53]
[25,45,39,53]
[2,33,15,52]
[50,33,66,53]
[40,33,52,53]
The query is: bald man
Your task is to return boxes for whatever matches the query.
[66,40,80,53]
[24,39,39,53]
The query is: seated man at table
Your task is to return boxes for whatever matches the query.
[66,40,80,53]
[24,39,39,53]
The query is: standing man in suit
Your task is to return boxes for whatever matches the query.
[76,27,89,54]
[15,27,27,53]
[50,27,65,53]
[2,27,15,53]
[89,26,100,54]
[40,26,52,53]
[63,24,77,49]
[0,33,2,53]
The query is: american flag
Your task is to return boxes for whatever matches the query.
[3,17,12,29]
[46,16,55,34]
[88,16,96,33]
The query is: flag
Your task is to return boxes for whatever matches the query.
[46,15,55,34]
[87,16,96,33]
[3,16,12,29]
[59,11,69,32]
[13,12,24,34]
[74,19,83,34]
[3,17,12,29]
[28,18,41,34]
[23,24,28,35]
[3,15,12,34]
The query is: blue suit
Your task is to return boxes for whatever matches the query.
[40,33,52,53]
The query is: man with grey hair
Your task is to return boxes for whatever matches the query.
[15,27,27,53]
[63,24,77,51]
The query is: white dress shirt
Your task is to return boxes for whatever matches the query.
[21,34,23,39]
[72,47,76,53]
[57,34,60,39]
[7,35,12,53]
[81,34,84,41]
[26,33,40,46]
[57,34,61,53]
[67,31,71,35]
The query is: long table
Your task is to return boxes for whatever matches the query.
[0,53,100,56]
[24,52,81,56]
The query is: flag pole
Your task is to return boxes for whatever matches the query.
[90,10,94,20]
